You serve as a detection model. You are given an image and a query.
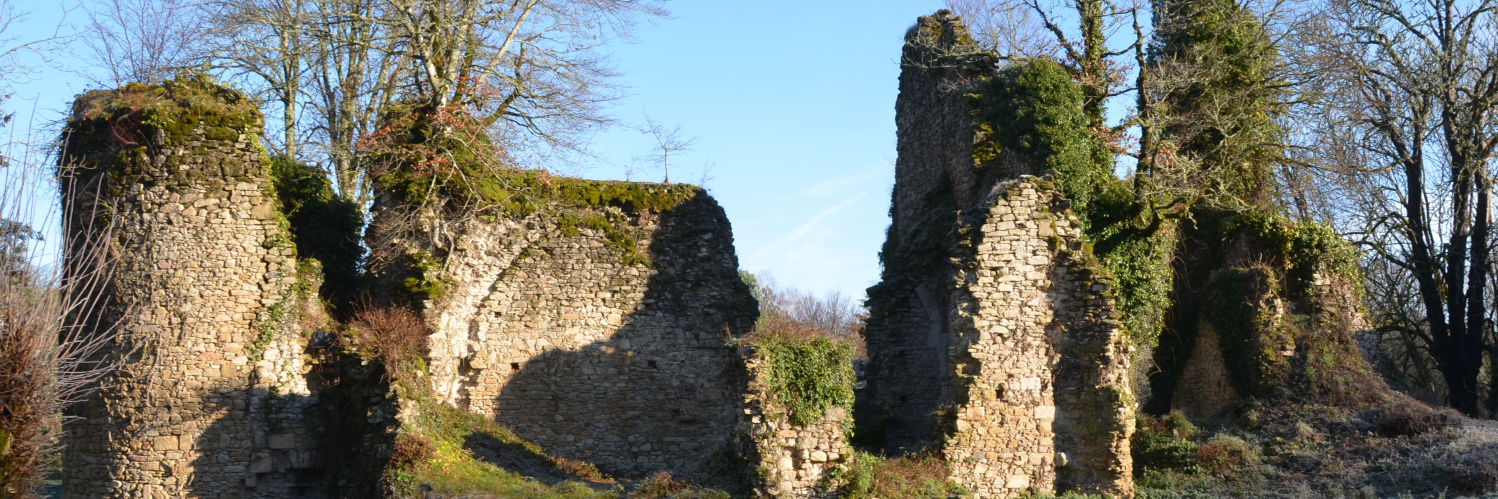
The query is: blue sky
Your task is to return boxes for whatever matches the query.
[3,0,949,299]
[583,1,947,298]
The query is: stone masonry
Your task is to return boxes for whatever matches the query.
[60,80,327,498]
[861,11,1134,499]
[370,189,758,479]
[860,9,998,457]
[734,349,851,499]
[942,178,1133,497]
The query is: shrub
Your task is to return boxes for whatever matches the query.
[348,303,430,378]
[1449,453,1498,495]
[1132,411,1201,474]
[1375,399,1446,437]
[628,472,729,499]
[746,330,856,426]
[1193,435,1256,478]
[389,434,436,465]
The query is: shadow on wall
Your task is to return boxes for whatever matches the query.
[184,388,327,498]
[185,356,397,499]
[492,193,758,480]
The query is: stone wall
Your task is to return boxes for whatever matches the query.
[734,349,851,499]
[369,188,757,479]
[941,178,1132,497]
[861,11,1135,498]
[861,9,997,456]
[59,80,328,498]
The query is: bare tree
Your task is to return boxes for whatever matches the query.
[0,1,72,89]
[943,0,1058,58]
[304,0,403,204]
[1295,0,1498,416]
[79,0,200,86]
[0,113,121,499]
[200,0,311,157]
[749,273,868,357]
[636,114,694,184]
[370,0,665,171]
[199,0,667,207]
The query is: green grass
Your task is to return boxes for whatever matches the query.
[389,403,620,499]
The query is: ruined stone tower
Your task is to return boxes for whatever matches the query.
[59,78,327,498]
[861,12,1134,498]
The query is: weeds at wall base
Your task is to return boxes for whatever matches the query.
[835,451,967,499]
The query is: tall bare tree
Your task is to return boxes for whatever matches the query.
[201,0,311,157]
[304,0,403,204]
[375,0,664,164]
[80,0,199,86]
[1298,0,1498,415]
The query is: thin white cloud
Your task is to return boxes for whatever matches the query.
[799,162,889,196]
[747,191,869,262]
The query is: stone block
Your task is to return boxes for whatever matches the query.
[248,452,272,474]
[152,435,179,451]
[266,434,296,450]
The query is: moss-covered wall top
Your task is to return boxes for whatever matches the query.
[63,74,266,192]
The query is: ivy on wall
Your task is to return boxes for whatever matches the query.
[969,59,1176,348]
[750,333,857,427]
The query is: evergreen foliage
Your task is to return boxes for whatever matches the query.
[969,59,1176,346]
[1151,0,1286,204]
[971,59,1116,217]
[749,333,857,427]
[268,155,364,311]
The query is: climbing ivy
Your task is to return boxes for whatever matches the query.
[1152,0,1287,204]
[970,59,1115,219]
[969,59,1177,347]
[750,333,857,427]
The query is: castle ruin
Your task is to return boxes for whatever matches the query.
[860,12,1133,497]
[56,13,1144,499]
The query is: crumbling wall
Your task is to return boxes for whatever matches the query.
[1146,214,1388,416]
[861,11,1135,498]
[942,178,1132,497]
[368,186,757,479]
[861,9,997,456]
[734,349,851,499]
[59,78,327,498]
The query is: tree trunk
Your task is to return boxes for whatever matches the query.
[1443,170,1479,415]
[1471,173,1492,416]
[1078,0,1107,130]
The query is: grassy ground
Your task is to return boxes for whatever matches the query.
[387,402,729,499]
[1134,398,1498,498]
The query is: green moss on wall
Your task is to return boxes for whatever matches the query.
[1204,266,1291,396]
[400,251,445,302]
[367,106,698,280]
[63,74,264,192]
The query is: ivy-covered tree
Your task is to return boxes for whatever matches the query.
[1148,0,1286,206]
